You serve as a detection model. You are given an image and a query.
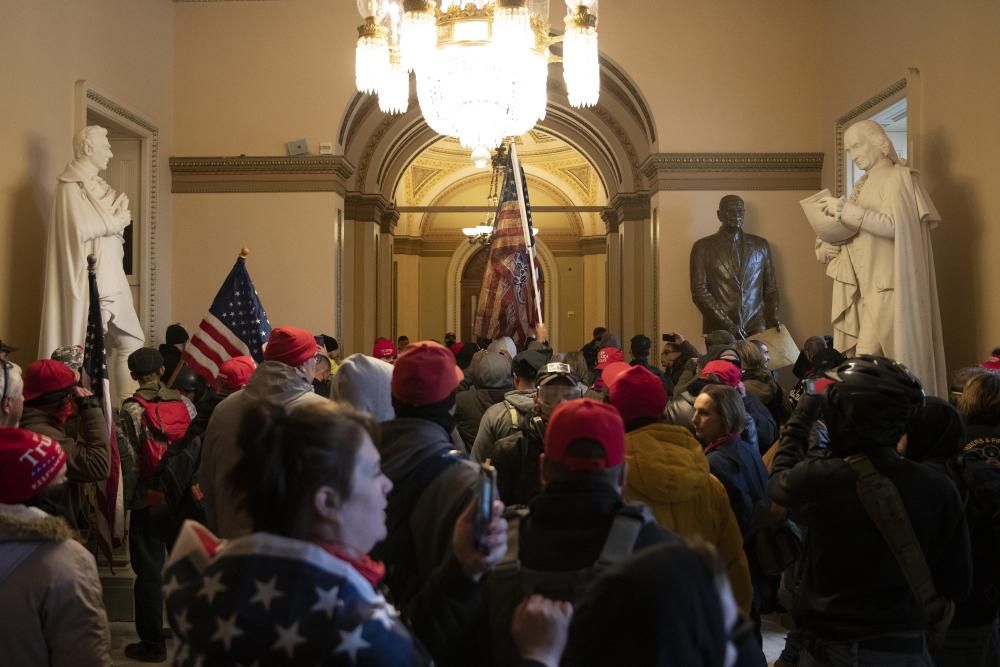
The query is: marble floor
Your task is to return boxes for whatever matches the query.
[111,616,790,666]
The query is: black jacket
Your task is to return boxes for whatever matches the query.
[455,387,508,451]
[768,401,973,640]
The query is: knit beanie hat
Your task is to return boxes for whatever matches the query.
[0,428,67,504]
[264,327,319,367]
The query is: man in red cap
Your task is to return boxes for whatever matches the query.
[482,398,675,666]
[374,340,483,607]
[0,428,111,665]
[372,337,398,363]
[605,364,754,615]
[18,359,110,487]
[201,326,326,540]
[583,346,625,401]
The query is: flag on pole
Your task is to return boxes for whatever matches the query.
[472,146,542,345]
[81,255,125,564]
[183,255,272,382]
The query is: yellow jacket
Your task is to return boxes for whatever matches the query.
[623,422,753,613]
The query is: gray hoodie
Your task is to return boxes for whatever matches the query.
[200,360,328,538]
[330,353,395,422]
[471,389,536,463]
[0,504,111,666]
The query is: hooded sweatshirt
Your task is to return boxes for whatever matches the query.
[471,389,535,463]
[0,503,111,666]
[455,352,512,450]
[330,353,395,422]
[200,361,328,538]
[622,422,753,613]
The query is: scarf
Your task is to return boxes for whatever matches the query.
[318,542,386,588]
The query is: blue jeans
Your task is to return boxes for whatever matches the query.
[799,633,931,667]
[932,620,1000,667]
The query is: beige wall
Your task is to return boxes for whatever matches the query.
[554,256,585,350]
[172,193,343,337]
[583,254,608,339]
[817,0,1000,372]
[394,255,420,341]
[0,0,174,364]
[417,257,451,342]
[656,191,830,351]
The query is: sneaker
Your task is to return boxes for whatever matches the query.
[124,641,167,663]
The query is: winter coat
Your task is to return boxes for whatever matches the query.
[705,433,768,538]
[455,387,509,451]
[19,404,109,483]
[0,504,111,666]
[377,418,479,589]
[743,391,779,454]
[743,371,791,427]
[200,361,328,538]
[470,389,535,463]
[622,422,753,613]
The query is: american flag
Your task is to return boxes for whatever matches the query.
[183,256,271,383]
[81,255,125,564]
[164,521,428,665]
[472,144,542,345]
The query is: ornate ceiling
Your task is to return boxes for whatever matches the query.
[394,129,606,238]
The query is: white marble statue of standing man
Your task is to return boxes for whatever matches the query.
[815,119,947,396]
[39,125,144,402]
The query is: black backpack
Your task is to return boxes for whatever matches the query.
[485,502,654,667]
[370,448,468,605]
[492,416,545,506]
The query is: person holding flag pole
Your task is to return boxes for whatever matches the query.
[509,141,547,344]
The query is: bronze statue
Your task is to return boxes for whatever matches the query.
[689,195,780,338]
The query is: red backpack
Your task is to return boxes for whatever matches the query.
[129,395,192,481]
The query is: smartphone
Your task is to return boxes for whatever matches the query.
[662,332,679,343]
[474,460,497,551]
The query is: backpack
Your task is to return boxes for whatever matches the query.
[950,443,1000,535]
[127,395,192,482]
[492,416,545,506]
[486,502,653,667]
[370,448,468,605]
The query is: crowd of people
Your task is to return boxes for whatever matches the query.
[1,327,999,666]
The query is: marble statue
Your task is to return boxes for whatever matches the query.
[815,119,946,396]
[690,195,781,338]
[39,125,144,402]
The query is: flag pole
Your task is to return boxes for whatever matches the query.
[508,141,545,334]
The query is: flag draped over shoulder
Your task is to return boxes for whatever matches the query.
[183,256,272,382]
[81,255,124,564]
[472,149,541,345]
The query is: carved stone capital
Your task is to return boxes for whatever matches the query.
[379,206,400,234]
[170,155,355,194]
[602,191,650,233]
[344,192,393,225]
[641,153,823,191]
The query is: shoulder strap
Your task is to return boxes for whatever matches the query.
[505,400,520,430]
[844,454,943,616]
[597,502,651,568]
[496,506,530,575]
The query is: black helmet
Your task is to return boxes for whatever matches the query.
[824,354,925,448]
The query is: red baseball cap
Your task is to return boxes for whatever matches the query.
[0,428,67,504]
[217,356,256,391]
[544,399,626,472]
[391,341,464,406]
[600,361,632,387]
[595,347,625,370]
[700,360,742,388]
[22,359,77,402]
[607,365,668,423]
[373,338,399,361]
[264,327,318,367]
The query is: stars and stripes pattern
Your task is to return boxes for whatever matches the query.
[183,256,271,383]
[81,255,125,563]
[164,521,428,666]
[472,145,541,345]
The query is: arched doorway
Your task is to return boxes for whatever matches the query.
[460,246,545,342]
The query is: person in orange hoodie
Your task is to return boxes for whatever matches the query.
[605,363,753,614]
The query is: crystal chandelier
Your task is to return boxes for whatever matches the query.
[354,0,600,163]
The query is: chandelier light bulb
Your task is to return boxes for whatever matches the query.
[471,146,491,169]
[399,1,436,72]
[356,19,390,94]
[378,53,410,114]
[563,1,599,107]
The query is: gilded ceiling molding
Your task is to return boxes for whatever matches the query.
[641,153,824,191]
[591,104,643,189]
[169,155,354,194]
[355,114,399,189]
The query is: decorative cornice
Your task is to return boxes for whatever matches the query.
[578,236,607,255]
[641,153,824,191]
[344,192,392,224]
[170,155,355,194]
[394,237,423,255]
[602,191,651,233]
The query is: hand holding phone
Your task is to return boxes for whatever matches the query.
[474,460,497,551]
